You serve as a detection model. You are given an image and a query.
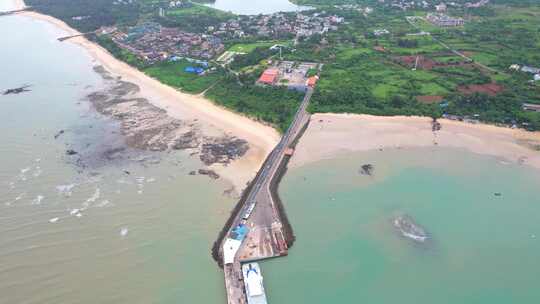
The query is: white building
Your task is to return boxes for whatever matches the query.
[436,3,447,12]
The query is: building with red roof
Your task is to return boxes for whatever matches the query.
[306,76,319,88]
[257,68,279,85]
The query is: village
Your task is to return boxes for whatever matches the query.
[106,22,225,63]
[98,9,344,66]
[207,11,344,41]
[384,0,490,11]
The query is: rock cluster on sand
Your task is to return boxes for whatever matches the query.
[86,66,249,167]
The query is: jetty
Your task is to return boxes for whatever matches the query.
[58,32,95,42]
[0,8,30,17]
[217,88,313,304]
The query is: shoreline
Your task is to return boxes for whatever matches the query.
[291,113,540,170]
[10,1,540,180]
[12,0,280,191]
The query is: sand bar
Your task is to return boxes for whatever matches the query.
[291,114,540,170]
[11,0,280,190]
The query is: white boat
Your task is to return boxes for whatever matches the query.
[242,262,268,304]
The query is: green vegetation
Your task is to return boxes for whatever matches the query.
[27,0,540,131]
[228,41,289,53]
[159,4,232,33]
[205,79,304,132]
[229,47,280,70]
[144,60,223,94]
[26,0,141,32]
[96,36,146,69]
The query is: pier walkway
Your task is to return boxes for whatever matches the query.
[0,8,30,17]
[57,32,96,42]
[220,88,313,304]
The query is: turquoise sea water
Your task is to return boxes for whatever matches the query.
[3,2,540,303]
[266,148,540,303]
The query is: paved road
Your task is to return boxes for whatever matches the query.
[242,87,313,228]
[221,88,313,304]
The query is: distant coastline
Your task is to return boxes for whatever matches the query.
[9,0,540,183]
[291,114,540,170]
[12,0,280,191]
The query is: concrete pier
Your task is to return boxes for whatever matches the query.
[219,88,313,304]
[0,8,30,17]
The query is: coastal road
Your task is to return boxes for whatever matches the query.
[221,87,313,304]
[243,87,313,229]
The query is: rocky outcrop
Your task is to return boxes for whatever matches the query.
[393,214,429,243]
[86,66,249,167]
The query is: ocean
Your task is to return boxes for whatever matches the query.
[265,148,540,303]
[2,2,540,304]
[0,9,233,304]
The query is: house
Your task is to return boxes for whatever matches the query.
[373,29,390,36]
[184,66,204,74]
[534,74,540,81]
[426,13,464,27]
[306,76,319,88]
[435,3,447,12]
[257,69,280,85]
[522,103,540,112]
[522,66,540,74]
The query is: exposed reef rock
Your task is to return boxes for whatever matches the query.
[393,214,429,243]
[198,169,220,179]
[85,65,249,166]
[2,85,31,95]
[359,164,374,176]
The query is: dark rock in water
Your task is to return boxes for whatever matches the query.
[66,149,78,155]
[54,130,65,139]
[198,169,220,179]
[102,147,126,161]
[393,214,429,243]
[359,164,374,176]
[200,136,249,166]
[3,85,31,95]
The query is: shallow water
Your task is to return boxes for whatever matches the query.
[266,148,540,303]
[0,9,233,304]
[206,0,312,15]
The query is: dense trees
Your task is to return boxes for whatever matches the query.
[205,79,304,132]
[26,0,140,32]
[397,39,419,48]
[229,47,280,70]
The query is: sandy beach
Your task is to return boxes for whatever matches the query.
[9,0,540,183]
[12,0,279,191]
[291,113,540,170]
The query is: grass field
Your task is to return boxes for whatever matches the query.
[144,60,223,94]
[228,41,291,53]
